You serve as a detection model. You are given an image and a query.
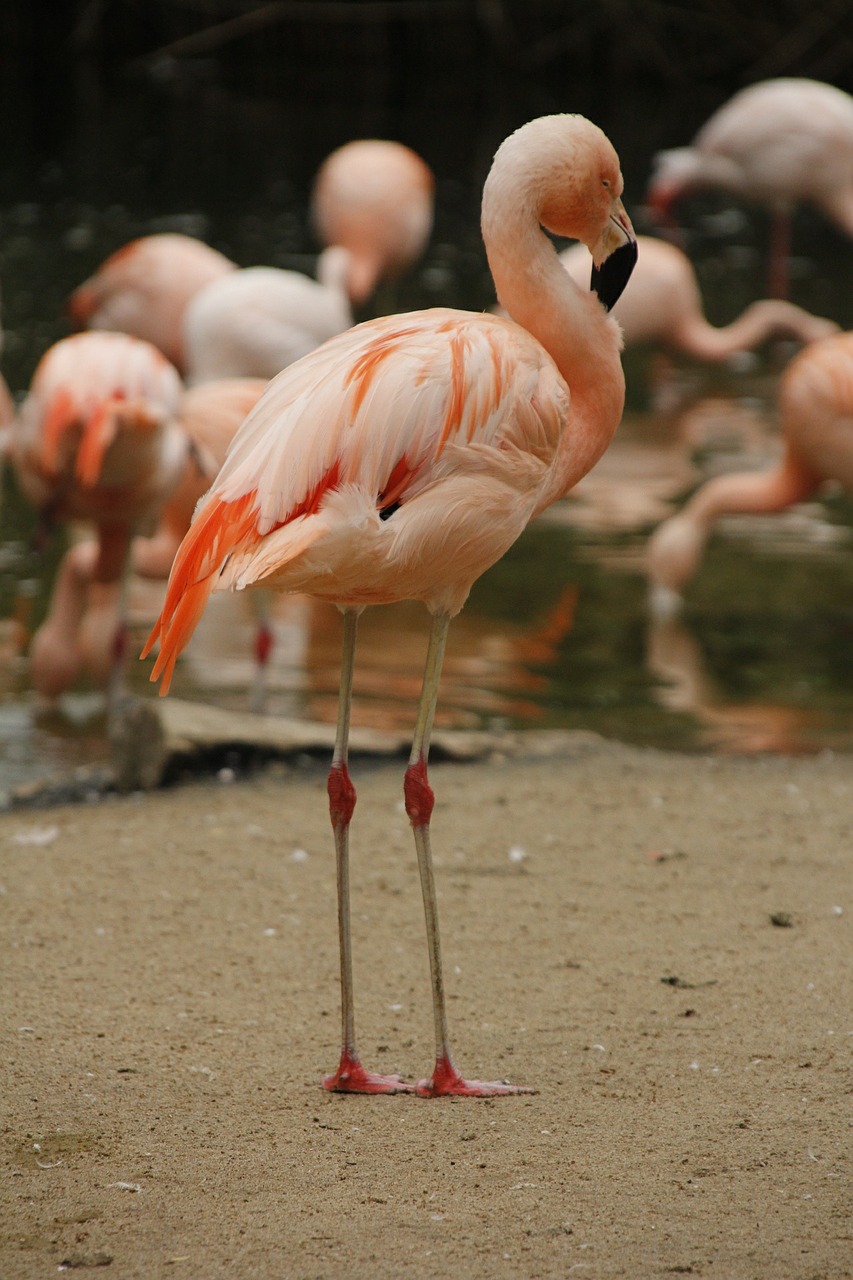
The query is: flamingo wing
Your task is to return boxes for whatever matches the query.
[145,308,569,689]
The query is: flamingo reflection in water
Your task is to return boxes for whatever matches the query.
[646,612,831,755]
[172,584,581,733]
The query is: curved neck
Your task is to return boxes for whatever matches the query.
[482,187,626,502]
[688,448,820,529]
[675,299,835,361]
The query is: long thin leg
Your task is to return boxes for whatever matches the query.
[768,208,791,300]
[104,529,135,724]
[408,612,533,1098]
[248,587,273,715]
[323,607,413,1094]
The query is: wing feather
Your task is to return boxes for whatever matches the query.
[146,307,569,686]
[217,309,565,520]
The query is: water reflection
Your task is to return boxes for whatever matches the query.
[171,584,580,732]
[646,613,831,755]
[2,378,853,796]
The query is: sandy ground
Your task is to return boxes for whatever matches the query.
[2,734,851,1279]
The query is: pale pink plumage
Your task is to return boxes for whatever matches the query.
[67,233,236,373]
[311,139,435,304]
[647,330,853,611]
[559,235,838,360]
[647,78,853,297]
[182,140,434,384]
[157,310,579,655]
[132,377,270,580]
[10,332,188,700]
[144,113,636,1098]
[182,254,353,385]
[11,331,187,534]
[23,374,266,700]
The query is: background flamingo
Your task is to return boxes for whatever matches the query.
[8,332,188,702]
[646,78,853,298]
[311,138,435,306]
[647,329,853,614]
[182,140,435,384]
[182,251,353,384]
[558,235,838,360]
[67,233,237,374]
[22,377,267,702]
[142,113,637,1098]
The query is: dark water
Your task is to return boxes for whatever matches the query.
[2,69,853,798]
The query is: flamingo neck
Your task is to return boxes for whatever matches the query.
[317,245,357,299]
[675,299,836,362]
[484,194,626,503]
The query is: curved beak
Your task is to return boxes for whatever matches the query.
[590,198,637,312]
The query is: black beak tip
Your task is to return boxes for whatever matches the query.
[591,239,638,312]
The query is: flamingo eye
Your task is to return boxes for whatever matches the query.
[602,178,611,190]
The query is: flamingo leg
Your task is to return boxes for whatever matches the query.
[768,208,791,300]
[323,607,414,1094]
[248,587,274,715]
[104,531,134,722]
[409,612,534,1098]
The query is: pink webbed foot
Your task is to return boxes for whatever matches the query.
[416,1054,536,1098]
[323,1050,415,1095]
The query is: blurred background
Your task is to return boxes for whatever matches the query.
[1,0,853,793]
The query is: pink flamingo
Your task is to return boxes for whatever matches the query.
[182,141,435,384]
[182,250,353,384]
[67,233,236,374]
[142,113,637,1097]
[558,235,837,360]
[8,332,189,700]
[311,138,435,305]
[134,376,275,706]
[21,377,267,700]
[646,78,853,298]
[136,377,269,577]
[647,330,853,613]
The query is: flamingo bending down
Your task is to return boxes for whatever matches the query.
[8,332,189,700]
[558,235,838,360]
[647,330,853,614]
[142,113,637,1098]
[22,378,268,699]
[182,252,353,384]
[646,78,853,298]
[67,233,236,374]
[311,139,435,305]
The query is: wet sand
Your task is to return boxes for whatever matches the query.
[2,734,851,1278]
